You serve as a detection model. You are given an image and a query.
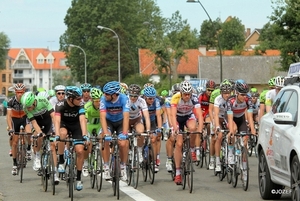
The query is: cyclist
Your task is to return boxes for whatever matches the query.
[83,87,103,177]
[80,83,92,104]
[213,80,232,172]
[197,80,216,161]
[165,83,180,172]
[143,86,162,172]
[226,80,256,170]
[7,83,32,176]
[100,81,130,181]
[265,76,285,113]
[160,89,170,141]
[171,80,203,185]
[21,92,60,183]
[54,86,89,191]
[258,77,275,121]
[127,84,151,165]
[49,85,66,108]
[250,91,260,122]
[48,89,56,99]
[120,82,129,95]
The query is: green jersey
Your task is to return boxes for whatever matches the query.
[24,96,53,121]
[209,89,220,103]
[259,89,269,104]
[85,101,101,135]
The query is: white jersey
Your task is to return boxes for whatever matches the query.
[265,89,277,106]
[214,94,227,118]
[49,96,59,108]
[128,96,148,120]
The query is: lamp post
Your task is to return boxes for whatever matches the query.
[69,44,87,83]
[187,0,223,83]
[97,25,121,82]
[47,40,55,89]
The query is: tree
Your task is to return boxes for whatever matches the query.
[52,69,74,87]
[60,0,162,85]
[218,17,245,51]
[0,32,10,69]
[199,18,222,50]
[267,0,300,70]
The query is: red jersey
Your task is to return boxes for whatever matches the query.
[198,93,210,118]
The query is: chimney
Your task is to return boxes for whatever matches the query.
[198,45,206,56]
[246,28,251,37]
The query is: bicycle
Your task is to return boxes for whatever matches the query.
[57,135,86,201]
[13,125,32,183]
[178,131,202,193]
[248,121,259,157]
[127,130,144,189]
[217,128,230,182]
[230,131,254,191]
[88,129,103,192]
[197,122,210,169]
[140,131,156,185]
[37,133,56,195]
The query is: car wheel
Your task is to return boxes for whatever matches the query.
[258,150,283,199]
[291,155,300,201]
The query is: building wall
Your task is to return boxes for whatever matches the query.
[0,58,13,96]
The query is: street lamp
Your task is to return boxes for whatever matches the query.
[187,0,223,83]
[47,40,55,89]
[97,25,121,82]
[69,44,87,83]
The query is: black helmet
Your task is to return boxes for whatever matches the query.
[235,79,249,94]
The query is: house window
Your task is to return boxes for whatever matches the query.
[39,70,43,77]
[60,58,67,66]
[37,59,44,64]
[47,58,53,64]
[2,74,6,82]
[9,74,11,83]
[39,78,43,88]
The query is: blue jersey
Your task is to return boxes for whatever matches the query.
[147,98,161,121]
[100,94,130,122]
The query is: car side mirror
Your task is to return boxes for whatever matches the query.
[273,112,296,126]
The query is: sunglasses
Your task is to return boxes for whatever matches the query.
[207,89,214,92]
[104,93,112,96]
[83,90,90,93]
[183,93,191,96]
[146,97,154,100]
[16,92,24,94]
[239,93,247,96]
[129,95,138,98]
[75,97,82,100]
[57,92,65,95]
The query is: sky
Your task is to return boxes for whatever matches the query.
[0,0,274,51]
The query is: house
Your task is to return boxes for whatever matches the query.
[245,28,261,50]
[0,56,13,96]
[7,48,68,91]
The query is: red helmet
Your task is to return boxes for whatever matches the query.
[206,80,216,90]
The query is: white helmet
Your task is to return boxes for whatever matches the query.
[275,76,285,88]
[180,81,193,93]
[38,91,49,99]
[54,85,66,91]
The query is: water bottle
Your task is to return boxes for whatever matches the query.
[182,152,186,162]
[128,150,132,161]
[235,149,241,156]
[44,155,48,168]
[64,148,69,160]
[144,146,148,159]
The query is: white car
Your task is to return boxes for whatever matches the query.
[257,84,299,200]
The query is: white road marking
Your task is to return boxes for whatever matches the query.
[108,180,155,201]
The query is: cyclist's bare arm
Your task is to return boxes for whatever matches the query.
[31,119,43,134]
[208,103,214,127]
[155,109,162,129]
[54,113,61,137]
[142,110,151,131]
[195,107,203,132]
[214,106,220,129]
[170,106,177,131]
[79,114,88,136]
[122,111,129,134]
[6,109,13,130]
[100,111,109,134]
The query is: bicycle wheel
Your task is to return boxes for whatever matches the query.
[171,157,176,181]
[69,158,74,200]
[41,153,48,192]
[241,147,249,191]
[248,138,253,157]
[141,146,148,182]
[49,152,56,195]
[96,149,103,192]
[219,149,225,181]
[181,152,187,190]
[112,155,120,199]
[232,155,239,188]
[131,147,139,189]
[90,151,96,189]
[19,144,25,183]
[127,147,133,186]
[148,145,155,185]
[186,151,194,193]
[204,135,210,169]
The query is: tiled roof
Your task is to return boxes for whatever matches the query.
[139,49,281,75]
[8,48,68,70]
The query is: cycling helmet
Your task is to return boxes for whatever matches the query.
[37,91,49,99]
[143,83,154,88]
[80,83,92,91]
[180,81,193,93]
[251,92,260,97]
[220,82,232,93]
[90,88,102,99]
[65,86,83,98]
[161,90,168,97]
[171,83,181,94]
[206,80,216,90]
[120,83,128,94]
[103,81,120,95]
[235,80,249,93]
[275,76,285,88]
[250,87,258,93]
[143,87,156,97]
[268,77,276,86]
[21,92,36,108]
[14,83,26,91]
[54,85,66,91]
[128,84,141,95]
[48,89,55,97]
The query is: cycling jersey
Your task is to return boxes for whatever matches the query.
[55,100,85,125]
[265,89,276,106]
[171,92,200,116]
[85,101,100,124]
[198,92,210,118]
[259,89,268,105]
[252,99,260,114]
[209,89,221,104]
[24,96,54,121]
[214,94,227,118]
[128,96,148,120]
[164,97,171,108]
[145,97,161,121]
[49,96,65,108]
[7,96,26,118]
[100,93,130,122]
[226,95,254,118]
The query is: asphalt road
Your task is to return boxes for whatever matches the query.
[0,116,291,201]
